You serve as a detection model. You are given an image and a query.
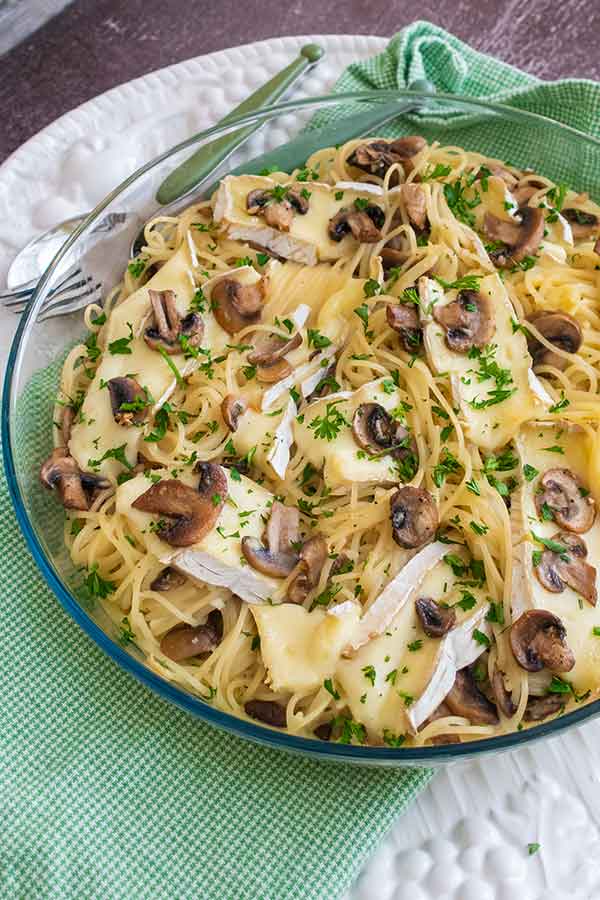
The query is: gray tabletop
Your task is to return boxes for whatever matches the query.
[1,0,600,164]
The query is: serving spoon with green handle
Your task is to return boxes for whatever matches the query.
[155,43,325,206]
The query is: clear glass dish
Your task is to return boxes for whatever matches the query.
[4,90,600,766]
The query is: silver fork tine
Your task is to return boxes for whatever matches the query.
[2,266,85,309]
[10,279,98,317]
[38,283,104,321]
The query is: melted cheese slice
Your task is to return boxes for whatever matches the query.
[233,399,296,480]
[420,273,547,451]
[252,602,360,693]
[69,248,238,480]
[213,174,384,265]
[263,259,351,322]
[116,467,280,604]
[512,423,600,692]
[336,555,490,740]
[316,277,371,344]
[293,378,408,490]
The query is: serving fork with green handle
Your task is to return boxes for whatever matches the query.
[0,40,433,321]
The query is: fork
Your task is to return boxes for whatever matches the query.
[0,266,103,321]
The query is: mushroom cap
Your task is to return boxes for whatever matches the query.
[244,699,287,727]
[40,446,110,510]
[534,530,597,607]
[246,189,270,213]
[263,200,294,232]
[241,501,301,578]
[287,534,328,604]
[483,206,544,264]
[247,330,302,366]
[523,693,565,721]
[144,289,181,354]
[107,376,148,426]
[265,501,300,555]
[444,667,499,726]
[386,302,422,352]
[534,468,595,533]
[241,536,299,578]
[562,207,599,239]
[160,610,222,661]
[132,464,228,546]
[328,206,384,243]
[510,609,575,673]
[390,486,438,549]
[221,395,248,432]
[400,182,428,231]
[347,136,426,177]
[491,666,517,718]
[150,566,187,592]
[211,277,264,335]
[256,358,293,384]
[351,403,413,458]
[526,311,583,370]
[433,290,495,353]
[415,596,456,637]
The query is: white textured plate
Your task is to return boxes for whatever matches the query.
[1,33,598,900]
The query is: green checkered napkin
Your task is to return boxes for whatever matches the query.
[3,21,600,900]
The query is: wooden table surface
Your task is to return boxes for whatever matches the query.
[1,0,599,163]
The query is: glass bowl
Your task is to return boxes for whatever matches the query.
[5,90,600,766]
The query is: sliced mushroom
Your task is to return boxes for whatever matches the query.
[221,395,247,432]
[381,247,411,270]
[241,536,299,578]
[265,501,300,554]
[347,136,426,177]
[523,693,565,721]
[512,184,539,206]
[415,597,456,637]
[480,165,518,189]
[61,405,75,445]
[160,609,223,661]
[107,376,148,426]
[433,290,495,353]
[483,206,545,264]
[562,208,599,240]
[534,468,595,534]
[386,303,422,352]
[526,311,582,370]
[247,189,294,231]
[491,666,517,717]
[422,702,461,744]
[534,531,597,606]
[444,667,499,725]
[330,552,352,577]
[132,463,227,546]
[244,699,287,727]
[328,204,384,244]
[150,566,187,592]
[510,609,575,673]
[211,277,264,335]
[247,330,302,366]
[287,534,328,604]
[144,289,204,354]
[351,403,417,465]
[400,183,428,230]
[256,358,292,384]
[390,487,438,550]
[314,721,333,741]
[40,447,110,510]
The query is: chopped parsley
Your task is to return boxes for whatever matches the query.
[432,447,462,487]
[108,322,134,355]
[473,628,491,648]
[363,278,383,298]
[362,665,376,686]
[324,678,340,700]
[382,730,406,747]
[549,392,570,414]
[83,564,115,600]
[443,176,481,227]
[88,443,133,472]
[523,464,539,482]
[308,400,350,441]
[334,716,366,745]
[118,616,135,646]
[307,328,332,350]
[127,257,146,279]
[527,842,541,856]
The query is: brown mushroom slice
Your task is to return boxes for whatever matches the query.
[247,330,302,366]
[256,358,293,384]
[211,277,264,335]
[534,468,595,534]
[314,721,333,741]
[144,289,180,353]
[483,207,544,264]
[265,501,300,554]
[351,402,415,460]
[40,447,110,510]
[160,611,222,661]
[221,395,247,432]
[444,667,499,725]
[132,463,227,547]
[386,303,422,352]
[61,406,75,445]
[510,609,575,673]
[107,377,148,426]
[241,536,298,578]
[244,699,287,727]
[263,200,294,232]
[422,702,461,745]
[561,208,599,240]
[415,596,456,638]
[433,290,495,353]
[328,205,384,243]
[400,183,428,230]
[390,487,438,550]
[534,531,597,606]
[381,247,411,270]
[347,136,426,177]
[525,311,583,370]
[287,534,328,604]
[150,566,187,592]
[523,693,565,721]
[491,666,517,717]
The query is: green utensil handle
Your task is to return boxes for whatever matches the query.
[156,44,324,205]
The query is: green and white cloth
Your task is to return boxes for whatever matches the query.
[3,20,600,900]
